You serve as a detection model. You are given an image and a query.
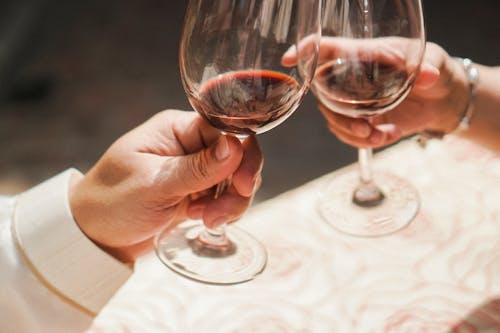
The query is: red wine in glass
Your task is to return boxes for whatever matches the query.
[313,59,414,118]
[191,70,302,135]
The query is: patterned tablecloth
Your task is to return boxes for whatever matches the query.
[88,136,500,333]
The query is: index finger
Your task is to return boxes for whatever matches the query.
[281,34,320,67]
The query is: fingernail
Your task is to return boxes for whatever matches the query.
[369,130,383,144]
[215,136,230,161]
[351,121,371,137]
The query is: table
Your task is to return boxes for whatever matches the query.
[87,136,500,332]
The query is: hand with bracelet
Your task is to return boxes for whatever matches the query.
[318,42,500,153]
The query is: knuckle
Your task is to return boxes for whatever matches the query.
[187,153,211,183]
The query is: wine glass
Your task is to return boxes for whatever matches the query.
[155,0,321,284]
[311,0,425,236]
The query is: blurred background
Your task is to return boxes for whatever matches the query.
[0,0,499,200]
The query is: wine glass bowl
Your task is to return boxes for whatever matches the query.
[312,37,422,117]
[180,1,320,136]
[156,0,321,284]
[312,0,425,237]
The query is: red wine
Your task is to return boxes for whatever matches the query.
[190,70,302,135]
[313,59,414,117]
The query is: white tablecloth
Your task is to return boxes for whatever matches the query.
[88,136,500,332]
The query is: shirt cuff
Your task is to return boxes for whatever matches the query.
[12,169,133,316]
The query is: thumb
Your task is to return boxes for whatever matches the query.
[163,135,243,195]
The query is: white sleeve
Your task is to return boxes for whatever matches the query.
[0,169,132,333]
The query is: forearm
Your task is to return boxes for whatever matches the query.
[458,64,500,153]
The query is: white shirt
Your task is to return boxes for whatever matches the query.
[0,169,132,332]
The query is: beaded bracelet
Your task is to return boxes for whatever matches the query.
[417,57,479,147]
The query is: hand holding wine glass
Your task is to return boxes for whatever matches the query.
[315,42,474,148]
[155,0,321,284]
[69,110,262,263]
[287,0,426,236]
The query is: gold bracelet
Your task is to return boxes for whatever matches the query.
[417,57,479,147]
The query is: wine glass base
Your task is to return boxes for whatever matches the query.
[155,221,267,285]
[319,171,419,237]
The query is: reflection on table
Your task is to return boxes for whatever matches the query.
[88,136,500,333]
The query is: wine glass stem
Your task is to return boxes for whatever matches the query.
[199,224,229,246]
[192,221,235,257]
[353,147,385,207]
[192,175,234,255]
[359,147,373,183]
[190,133,248,256]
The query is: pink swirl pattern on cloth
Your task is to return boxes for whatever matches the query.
[88,137,500,332]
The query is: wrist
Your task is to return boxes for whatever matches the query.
[68,173,126,263]
[451,58,479,131]
[441,56,474,133]
[456,64,500,152]
[418,56,476,146]
[68,173,137,264]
